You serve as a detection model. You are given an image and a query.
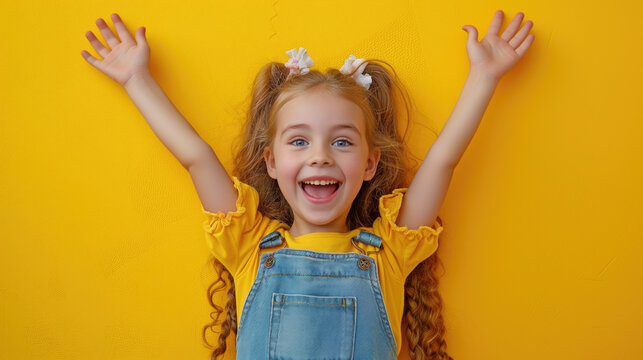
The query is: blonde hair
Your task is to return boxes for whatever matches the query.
[202,59,453,360]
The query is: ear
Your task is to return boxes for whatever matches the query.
[263,147,278,179]
[363,147,381,181]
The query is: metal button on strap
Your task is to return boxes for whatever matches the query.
[264,255,275,268]
[358,257,371,270]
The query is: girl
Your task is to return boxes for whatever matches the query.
[81,10,534,360]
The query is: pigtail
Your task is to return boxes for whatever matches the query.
[234,62,294,224]
[345,59,414,229]
[355,61,454,359]
[404,217,453,360]
[203,62,293,360]
[202,256,236,360]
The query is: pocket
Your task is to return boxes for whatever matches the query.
[268,293,357,360]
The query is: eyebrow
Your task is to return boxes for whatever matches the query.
[280,123,361,137]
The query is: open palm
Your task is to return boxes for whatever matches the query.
[462,10,535,81]
[81,13,150,87]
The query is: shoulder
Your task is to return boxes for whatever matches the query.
[368,188,444,278]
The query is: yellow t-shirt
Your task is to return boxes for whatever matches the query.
[201,176,443,356]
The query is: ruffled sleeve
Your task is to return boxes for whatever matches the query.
[371,187,444,279]
[201,176,280,277]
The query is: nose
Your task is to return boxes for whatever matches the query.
[306,144,334,166]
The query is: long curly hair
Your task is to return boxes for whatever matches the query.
[201,58,453,360]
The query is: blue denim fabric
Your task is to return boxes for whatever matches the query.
[236,231,397,359]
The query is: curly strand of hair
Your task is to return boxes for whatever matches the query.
[425,253,453,360]
[405,252,454,360]
[202,256,237,360]
[405,278,427,360]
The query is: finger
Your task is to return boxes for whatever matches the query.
[486,10,504,37]
[95,17,120,49]
[509,20,534,49]
[462,25,478,45]
[500,12,524,43]
[110,13,135,44]
[515,33,535,58]
[80,50,104,71]
[134,26,148,47]
[85,30,110,59]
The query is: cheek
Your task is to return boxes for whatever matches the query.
[275,152,301,179]
[339,155,367,180]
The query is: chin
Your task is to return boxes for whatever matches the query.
[299,211,341,226]
[304,217,336,226]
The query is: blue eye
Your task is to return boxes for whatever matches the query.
[290,139,308,146]
[333,139,351,147]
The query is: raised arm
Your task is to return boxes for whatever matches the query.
[81,13,238,214]
[396,10,535,230]
[123,71,239,214]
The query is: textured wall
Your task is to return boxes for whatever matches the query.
[1,0,641,359]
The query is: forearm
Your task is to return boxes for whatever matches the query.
[124,71,208,169]
[430,69,499,168]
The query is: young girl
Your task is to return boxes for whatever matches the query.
[82,10,534,359]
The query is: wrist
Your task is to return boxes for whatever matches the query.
[123,70,153,90]
[467,67,500,87]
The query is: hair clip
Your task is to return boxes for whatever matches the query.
[284,47,315,76]
[340,54,372,90]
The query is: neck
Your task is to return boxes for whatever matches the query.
[288,218,349,237]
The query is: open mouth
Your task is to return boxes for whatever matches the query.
[299,180,341,200]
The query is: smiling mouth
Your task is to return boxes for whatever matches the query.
[299,182,341,199]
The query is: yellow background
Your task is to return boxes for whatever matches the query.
[1,0,642,359]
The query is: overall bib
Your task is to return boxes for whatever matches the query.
[235,230,398,359]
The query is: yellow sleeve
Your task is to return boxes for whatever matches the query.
[371,187,444,279]
[200,176,281,277]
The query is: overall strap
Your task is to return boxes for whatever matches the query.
[259,231,285,249]
[354,231,382,247]
[351,231,383,256]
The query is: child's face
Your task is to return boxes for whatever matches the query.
[263,87,380,234]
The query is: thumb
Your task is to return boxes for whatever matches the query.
[134,26,148,46]
[461,25,478,45]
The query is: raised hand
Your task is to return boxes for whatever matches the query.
[461,10,535,82]
[81,13,150,87]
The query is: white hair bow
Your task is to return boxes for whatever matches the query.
[284,47,315,76]
[340,54,372,90]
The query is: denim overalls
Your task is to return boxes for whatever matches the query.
[235,230,398,359]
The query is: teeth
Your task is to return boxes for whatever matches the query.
[302,180,338,185]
